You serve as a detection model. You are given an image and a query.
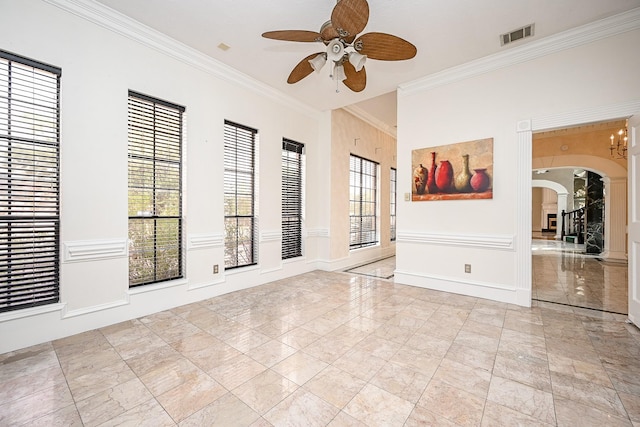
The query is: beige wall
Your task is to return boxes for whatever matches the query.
[533,119,628,171]
[330,109,397,263]
[532,188,543,231]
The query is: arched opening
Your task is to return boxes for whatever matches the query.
[532,178,570,241]
[525,120,630,314]
[532,154,627,260]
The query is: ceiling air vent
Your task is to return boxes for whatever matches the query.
[500,23,534,46]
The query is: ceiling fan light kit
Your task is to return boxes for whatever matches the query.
[348,51,367,72]
[309,53,328,73]
[262,0,417,92]
[333,63,347,81]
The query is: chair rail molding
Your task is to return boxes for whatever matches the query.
[396,231,515,251]
[307,228,330,238]
[63,238,127,262]
[260,231,282,243]
[188,233,224,250]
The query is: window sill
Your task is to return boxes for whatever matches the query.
[0,303,65,323]
[349,243,380,252]
[128,278,188,295]
[224,264,259,275]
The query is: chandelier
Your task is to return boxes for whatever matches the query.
[609,127,628,159]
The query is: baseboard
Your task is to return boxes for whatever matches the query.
[394,269,522,305]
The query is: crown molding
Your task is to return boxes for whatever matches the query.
[342,105,397,138]
[399,7,640,95]
[43,0,321,119]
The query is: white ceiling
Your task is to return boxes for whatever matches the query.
[94,0,640,130]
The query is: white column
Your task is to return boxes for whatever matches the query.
[516,120,532,306]
[556,192,568,240]
[601,177,627,261]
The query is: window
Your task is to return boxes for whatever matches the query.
[224,120,257,269]
[390,167,397,241]
[349,154,378,249]
[128,91,184,287]
[282,139,304,260]
[0,50,61,312]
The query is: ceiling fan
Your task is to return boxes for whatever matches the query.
[262,0,417,92]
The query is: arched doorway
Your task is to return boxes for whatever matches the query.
[532,178,569,241]
[532,155,627,261]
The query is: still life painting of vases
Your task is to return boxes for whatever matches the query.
[412,138,493,201]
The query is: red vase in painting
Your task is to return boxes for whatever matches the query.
[426,151,438,194]
[436,160,454,193]
[470,168,490,192]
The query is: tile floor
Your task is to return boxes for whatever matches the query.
[2,269,640,426]
[532,239,628,314]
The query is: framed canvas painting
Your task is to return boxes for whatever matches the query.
[412,138,493,201]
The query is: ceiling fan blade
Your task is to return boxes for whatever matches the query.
[320,21,339,42]
[343,61,366,92]
[287,53,322,84]
[355,32,417,60]
[262,30,322,42]
[331,0,369,40]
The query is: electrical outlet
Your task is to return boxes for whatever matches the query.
[464,264,471,273]
[213,264,219,274]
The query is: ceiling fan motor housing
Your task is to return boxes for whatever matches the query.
[327,39,344,62]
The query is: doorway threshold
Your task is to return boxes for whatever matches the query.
[533,298,627,316]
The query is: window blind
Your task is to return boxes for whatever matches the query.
[349,154,378,249]
[128,91,184,287]
[0,50,61,312]
[224,120,257,269]
[282,139,303,260]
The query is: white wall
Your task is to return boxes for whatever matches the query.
[396,17,640,305]
[0,0,332,353]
